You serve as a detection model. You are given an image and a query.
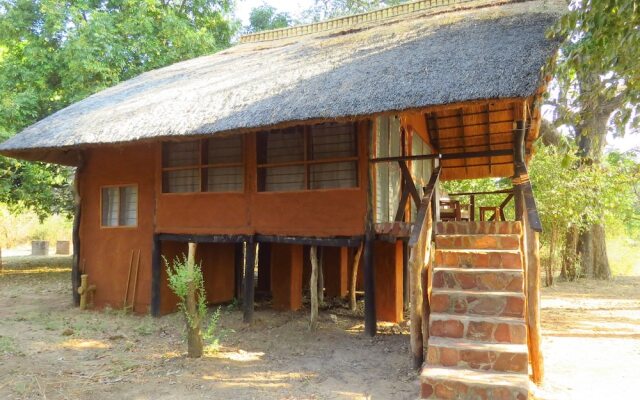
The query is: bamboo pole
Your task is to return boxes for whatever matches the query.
[318,248,324,306]
[310,245,319,331]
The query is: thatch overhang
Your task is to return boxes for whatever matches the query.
[0,0,565,169]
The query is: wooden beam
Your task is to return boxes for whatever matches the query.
[255,235,362,248]
[369,149,513,163]
[151,234,161,317]
[394,185,411,222]
[157,233,247,244]
[524,212,544,384]
[398,160,421,208]
[243,238,256,324]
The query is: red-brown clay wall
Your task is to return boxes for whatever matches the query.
[158,241,236,315]
[374,240,404,323]
[155,126,369,238]
[78,144,156,313]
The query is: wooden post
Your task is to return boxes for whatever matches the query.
[513,120,526,220]
[243,239,256,323]
[469,194,475,221]
[318,247,324,305]
[403,240,410,311]
[363,232,376,336]
[151,234,161,317]
[524,213,544,384]
[310,246,319,331]
[0,247,3,273]
[72,168,82,307]
[185,242,203,358]
[234,242,244,300]
[77,274,96,310]
[349,243,363,311]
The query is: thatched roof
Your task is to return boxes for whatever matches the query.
[0,0,565,165]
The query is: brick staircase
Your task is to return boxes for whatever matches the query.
[420,221,531,400]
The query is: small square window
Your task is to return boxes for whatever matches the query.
[101,185,137,227]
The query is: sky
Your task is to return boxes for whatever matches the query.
[234,0,314,25]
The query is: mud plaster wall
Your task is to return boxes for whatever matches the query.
[78,144,156,313]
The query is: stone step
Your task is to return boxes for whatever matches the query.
[436,221,522,236]
[426,337,529,373]
[435,249,522,270]
[421,366,530,400]
[435,234,520,250]
[433,267,524,291]
[430,289,525,318]
[429,313,527,344]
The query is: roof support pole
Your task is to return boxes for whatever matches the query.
[151,234,161,317]
[71,167,82,307]
[513,120,526,221]
[243,238,257,324]
[363,230,376,336]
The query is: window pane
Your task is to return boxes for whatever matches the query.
[310,161,357,189]
[119,186,138,226]
[207,167,243,192]
[208,136,243,164]
[310,123,356,160]
[101,188,119,227]
[163,169,200,193]
[163,141,200,168]
[264,165,305,191]
[265,128,304,164]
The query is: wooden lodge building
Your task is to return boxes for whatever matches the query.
[0,0,564,398]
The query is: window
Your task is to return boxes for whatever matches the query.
[162,136,244,193]
[101,185,138,227]
[257,122,359,192]
[374,116,402,223]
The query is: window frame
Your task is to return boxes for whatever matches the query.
[99,184,139,229]
[161,136,245,194]
[256,123,360,192]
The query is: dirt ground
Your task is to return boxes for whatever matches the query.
[1,257,639,400]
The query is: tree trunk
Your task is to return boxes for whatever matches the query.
[592,224,611,280]
[545,228,557,287]
[186,243,203,358]
[561,225,579,281]
[309,246,319,331]
[577,229,594,278]
[350,244,363,311]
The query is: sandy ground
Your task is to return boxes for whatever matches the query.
[1,256,639,400]
[0,256,417,400]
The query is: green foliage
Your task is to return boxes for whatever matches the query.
[203,306,223,353]
[246,5,291,33]
[164,254,207,330]
[550,0,640,133]
[0,0,238,218]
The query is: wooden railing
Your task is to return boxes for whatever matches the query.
[408,166,441,368]
[513,161,543,384]
[447,188,514,221]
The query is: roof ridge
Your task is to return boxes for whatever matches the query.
[239,0,481,44]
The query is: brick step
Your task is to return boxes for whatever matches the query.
[426,337,529,373]
[421,366,530,400]
[429,313,527,344]
[435,249,522,270]
[435,234,520,250]
[431,289,525,318]
[436,221,522,236]
[433,267,524,291]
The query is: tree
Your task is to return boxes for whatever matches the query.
[246,4,291,33]
[0,0,237,219]
[546,0,640,280]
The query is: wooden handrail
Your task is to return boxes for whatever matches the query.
[408,166,440,369]
[514,162,542,232]
[447,188,513,196]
